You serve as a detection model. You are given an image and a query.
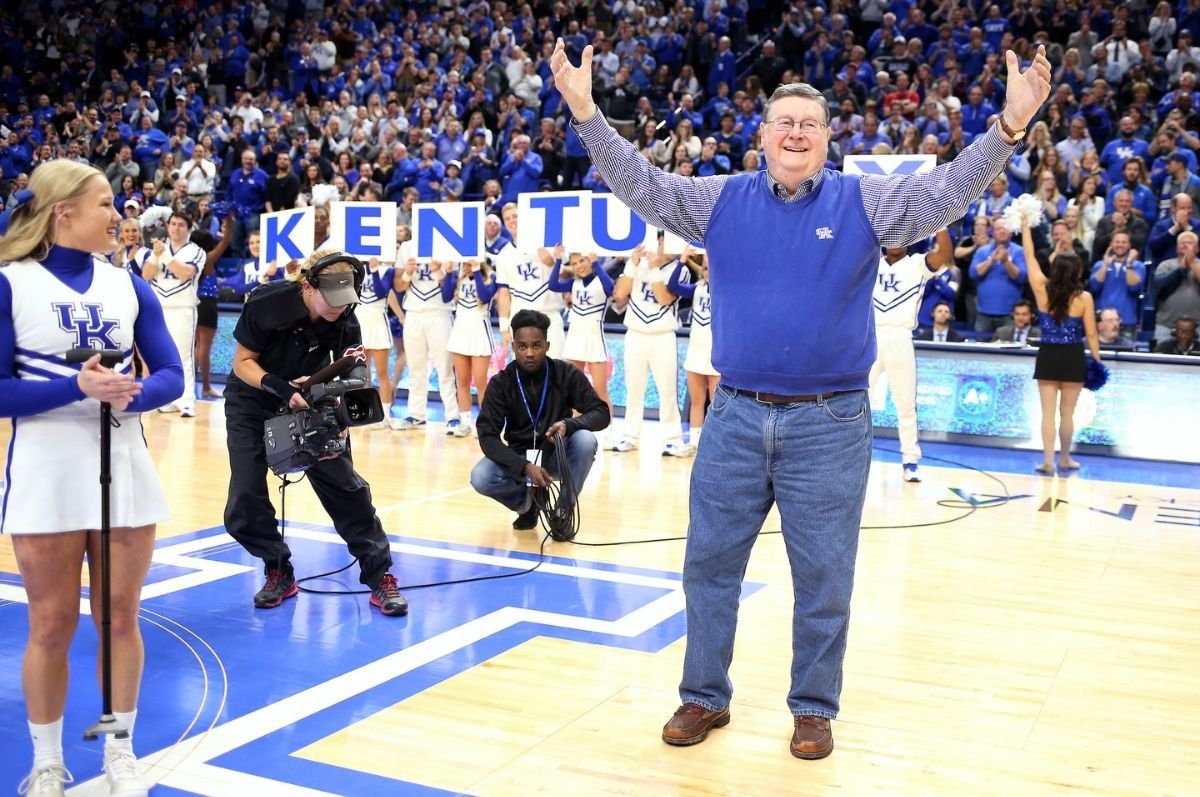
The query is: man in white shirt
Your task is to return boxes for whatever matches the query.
[232,91,265,134]
[181,143,218,198]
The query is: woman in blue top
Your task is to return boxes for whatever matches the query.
[0,159,183,795]
[1020,215,1102,474]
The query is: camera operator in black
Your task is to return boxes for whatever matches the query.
[223,248,408,616]
[469,310,611,536]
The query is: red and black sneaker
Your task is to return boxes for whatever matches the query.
[253,568,298,608]
[370,573,409,617]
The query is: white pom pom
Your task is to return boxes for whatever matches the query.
[310,183,339,208]
[138,205,173,231]
[1002,193,1045,230]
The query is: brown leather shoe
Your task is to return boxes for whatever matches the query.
[661,703,731,746]
[790,715,833,759]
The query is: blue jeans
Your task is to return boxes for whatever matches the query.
[470,430,599,511]
[681,386,872,718]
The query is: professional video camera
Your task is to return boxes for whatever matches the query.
[263,352,385,475]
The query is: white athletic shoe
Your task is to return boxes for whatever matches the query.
[103,749,149,797]
[662,440,696,458]
[179,404,196,418]
[449,420,473,438]
[389,416,427,431]
[903,463,921,483]
[156,403,179,414]
[17,763,73,796]
[609,437,638,452]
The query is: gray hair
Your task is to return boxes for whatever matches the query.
[764,83,830,126]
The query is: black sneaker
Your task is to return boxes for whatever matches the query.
[512,504,539,530]
[370,574,408,616]
[254,568,297,608]
[547,506,576,542]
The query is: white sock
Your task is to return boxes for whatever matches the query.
[691,428,702,446]
[29,718,64,769]
[104,710,137,754]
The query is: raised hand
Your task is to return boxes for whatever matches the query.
[1003,45,1052,130]
[549,39,598,122]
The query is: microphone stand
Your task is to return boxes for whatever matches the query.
[65,348,129,743]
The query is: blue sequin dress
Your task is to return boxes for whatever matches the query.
[1033,311,1087,382]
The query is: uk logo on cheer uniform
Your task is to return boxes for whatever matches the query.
[52,302,121,349]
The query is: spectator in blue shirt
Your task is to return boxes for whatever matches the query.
[441,160,465,201]
[693,137,732,177]
[707,36,737,97]
[961,85,997,138]
[583,163,610,192]
[969,218,1029,333]
[1088,231,1145,331]
[498,134,543,204]
[414,141,446,202]
[385,142,419,201]
[957,28,989,75]
[434,119,469,165]
[847,114,891,155]
[1099,116,1151,186]
[713,114,745,163]
[981,5,1011,51]
[227,148,268,256]
[1104,159,1157,221]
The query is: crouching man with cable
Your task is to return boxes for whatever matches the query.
[470,310,610,539]
[222,249,408,616]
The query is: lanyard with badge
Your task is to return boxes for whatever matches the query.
[515,363,550,472]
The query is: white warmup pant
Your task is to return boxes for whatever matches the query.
[546,311,566,360]
[163,305,196,409]
[623,329,682,443]
[868,325,921,464]
[403,313,459,421]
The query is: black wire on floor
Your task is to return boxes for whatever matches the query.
[290,441,1014,594]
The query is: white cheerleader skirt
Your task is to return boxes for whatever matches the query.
[448,313,495,357]
[355,302,393,350]
[562,322,609,363]
[684,325,718,376]
[1,413,170,535]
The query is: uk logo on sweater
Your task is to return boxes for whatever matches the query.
[816,227,834,240]
[53,302,120,350]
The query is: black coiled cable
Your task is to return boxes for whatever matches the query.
[532,431,580,541]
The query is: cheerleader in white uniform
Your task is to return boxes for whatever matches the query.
[444,259,498,434]
[494,203,567,356]
[142,211,205,417]
[611,241,693,456]
[544,245,615,421]
[0,161,184,796]
[354,256,398,421]
[109,218,150,278]
[667,250,718,449]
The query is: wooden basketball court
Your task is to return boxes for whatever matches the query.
[1,400,1197,796]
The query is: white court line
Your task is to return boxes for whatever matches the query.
[62,528,685,796]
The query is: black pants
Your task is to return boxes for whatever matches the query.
[223,396,393,587]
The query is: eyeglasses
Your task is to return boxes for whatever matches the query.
[768,118,827,134]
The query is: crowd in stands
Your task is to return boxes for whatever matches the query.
[0,0,1198,353]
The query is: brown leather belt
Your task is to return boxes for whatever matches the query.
[732,388,837,404]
